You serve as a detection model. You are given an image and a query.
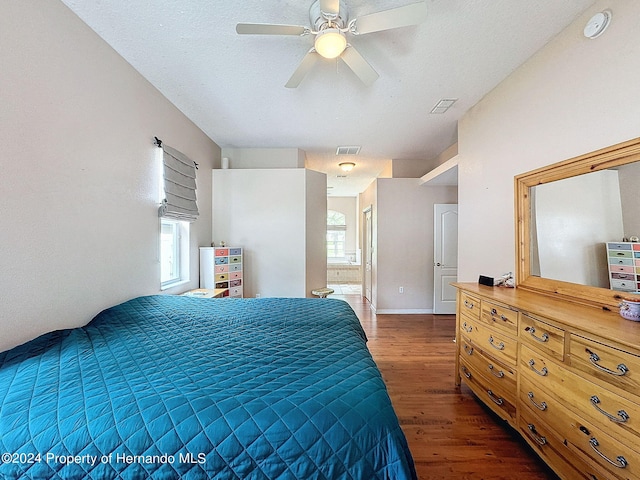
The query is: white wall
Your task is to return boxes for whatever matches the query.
[457,0,640,282]
[220,148,306,169]
[0,1,219,352]
[305,173,330,294]
[534,170,622,287]
[361,179,457,313]
[212,169,326,298]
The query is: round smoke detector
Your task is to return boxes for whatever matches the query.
[583,10,612,39]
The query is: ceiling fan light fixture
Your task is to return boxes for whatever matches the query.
[314,28,347,59]
[339,161,356,172]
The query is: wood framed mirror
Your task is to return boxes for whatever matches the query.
[515,136,640,310]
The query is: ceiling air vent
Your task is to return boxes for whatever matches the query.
[336,146,361,156]
[430,98,457,114]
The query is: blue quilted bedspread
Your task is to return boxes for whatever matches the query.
[0,296,416,479]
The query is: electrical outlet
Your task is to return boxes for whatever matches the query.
[255,294,261,298]
[399,286,404,294]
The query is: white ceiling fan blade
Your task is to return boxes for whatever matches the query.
[352,2,427,35]
[319,0,340,16]
[285,50,321,88]
[340,46,379,86]
[236,23,308,36]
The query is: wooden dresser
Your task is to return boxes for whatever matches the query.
[454,282,640,480]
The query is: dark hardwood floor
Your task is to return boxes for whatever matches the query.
[336,294,560,480]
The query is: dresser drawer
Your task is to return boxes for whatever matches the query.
[609,243,633,251]
[215,273,229,282]
[519,312,565,361]
[611,257,635,267]
[520,373,557,423]
[610,250,633,259]
[229,248,242,255]
[612,272,636,280]
[462,320,518,366]
[459,291,481,320]
[569,334,640,400]
[228,286,243,297]
[214,248,229,256]
[214,257,229,265]
[563,411,640,479]
[611,265,635,274]
[229,271,242,280]
[481,300,518,335]
[459,361,516,423]
[214,264,229,273]
[520,344,561,390]
[611,279,638,291]
[518,403,611,480]
[459,335,516,398]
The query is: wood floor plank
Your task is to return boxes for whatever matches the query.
[337,295,560,480]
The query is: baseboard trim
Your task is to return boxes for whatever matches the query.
[373,308,434,314]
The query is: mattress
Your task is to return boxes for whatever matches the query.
[0,296,416,479]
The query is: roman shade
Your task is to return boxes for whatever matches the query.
[159,144,199,222]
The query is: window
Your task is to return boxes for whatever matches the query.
[327,210,347,260]
[160,218,189,289]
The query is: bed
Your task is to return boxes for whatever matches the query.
[0,296,416,479]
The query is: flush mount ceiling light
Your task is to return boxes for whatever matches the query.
[339,162,356,172]
[584,10,612,39]
[314,28,347,58]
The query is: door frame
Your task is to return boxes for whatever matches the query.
[362,205,373,304]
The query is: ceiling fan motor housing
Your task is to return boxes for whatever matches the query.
[309,0,349,31]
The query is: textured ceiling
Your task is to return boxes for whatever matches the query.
[61,0,595,196]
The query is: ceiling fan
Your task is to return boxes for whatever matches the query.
[236,0,427,88]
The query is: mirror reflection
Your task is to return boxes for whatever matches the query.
[530,162,640,291]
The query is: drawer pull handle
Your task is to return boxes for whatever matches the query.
[528,358,548,376]
[486,389,504,406]
[528,326,549,343]
[587,350,629,376]
[527,424,547,446]
[464,300,475,310]
[527,391,548,411]
[461,366,472,379]
[590,395,629,423]
[463,344,474,356]
[462,322,473,333]
[488,336,505,350]
[488,364,504,378]
[588,437,627,469]
[490,308,508,322]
